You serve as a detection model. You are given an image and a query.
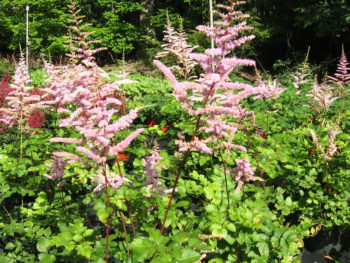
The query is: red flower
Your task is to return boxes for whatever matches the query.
[28,109,45,129]
[0,71,12,107]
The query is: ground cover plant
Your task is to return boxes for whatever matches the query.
[1,0,350,262]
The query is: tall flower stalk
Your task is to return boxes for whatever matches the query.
[156,15,198,80]
[0,55,49,157]
[328,45,350,123]
[43,2,143,261]
[154,0,271,233]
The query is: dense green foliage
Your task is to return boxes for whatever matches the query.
[0,0,349,69]
[1,1,350,262]
[1,62,350,261]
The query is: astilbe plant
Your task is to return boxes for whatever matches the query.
[310,124,339,189]
[45,49,143,263]
[64,0,106,65]
[229,157,260,193]
[292,47,312,94]
[156,15,198,80]
[0,55,50,157]
[154,0,276,233]
[328,46,350,122]
[142,141,171,197]
[43,2,143,261]
[306,78,338,123]
[0,55,48,129]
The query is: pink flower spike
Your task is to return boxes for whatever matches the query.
[108,128,144,156]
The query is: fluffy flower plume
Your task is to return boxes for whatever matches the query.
[310,125,339,161]
[155,1,269,156]
[292,48,312,94]
[306,79,338,115]
[44,157,74,187]
[142,142,171,197]
[328,45,350,91]
[45,53,144,189]
[254,79,285,101]
[93,169,131,193]
[229,157,259,193]
[156,15,198,80]
[44,5,143,190]
[0,54,49,130]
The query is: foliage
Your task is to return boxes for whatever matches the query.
[1,1,350,263]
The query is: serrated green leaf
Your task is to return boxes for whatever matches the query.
[178,249,200,263]
[130,237,156,261]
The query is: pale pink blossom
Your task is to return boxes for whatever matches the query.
[230,157,259,193]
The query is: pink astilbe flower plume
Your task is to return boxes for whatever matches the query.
[305,79,338,118]
[229,157,260,193]
[142,141,171,197]
[156,15,198,80]
[44,157,74,187]
[292,47,312,94]
[328,45,350,91]
[154,1,270,157]
[93,169,131,193]
[310,125,339,161]
[154,0,279,234]
[44,50,144,190]
[44,3,144,193]
[0,54,50,131]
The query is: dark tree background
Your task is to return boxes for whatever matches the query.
[0,0,349,71]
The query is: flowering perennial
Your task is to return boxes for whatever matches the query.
[154,1,270,162]
[44,51,143,190]
[0,55,49,131]
[142,141,171,197]
[156,16,198,80]
[230,157,259,193]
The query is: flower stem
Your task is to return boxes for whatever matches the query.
[103,159,110,263]
[160,83,215,234]
[126,200,136,238]
[120,211,130,257]
[242,124,265,189]
[219,150,230,212]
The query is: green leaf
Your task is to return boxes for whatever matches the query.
[227,223,236,232]
[257,242,269,257]
[43,227,52,237]
[37,238,50,253]
[285,197,292,206]
[5,242,15,250]
[130,237,156,261]
[39,254,56,263]
[83,229,94,237]
[178,249,200,263]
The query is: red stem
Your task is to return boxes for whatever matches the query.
[160,1,239,233]
[126,200,137,238]
[120,212,130,257]
[160,83,215,234]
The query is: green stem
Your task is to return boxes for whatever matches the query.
[242,124,265,189]
[219,150,230,212]
[1,202,13,221]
